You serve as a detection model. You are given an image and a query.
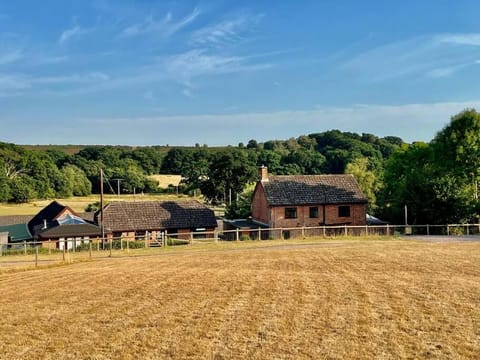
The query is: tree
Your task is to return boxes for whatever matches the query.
[346,157,381,213]
[225,183,255,219]
[60,165,92,197]
[199,149,257,203]
[432,109,480,201]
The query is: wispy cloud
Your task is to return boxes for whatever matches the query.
[191,13,263,46]
[143,90,154,100]
[58,24,90,44]
[164,48,271,95]
[118,7,200,39]
[0,71,109,97]
[34,72,110,84]
[33,55,69,65]
[0,73,31,97]
[436,33,480,46]
[342,33,480,82]
[0,49,23,65]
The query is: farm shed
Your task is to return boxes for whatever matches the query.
[252,166,368,229]
[28,201,101,249]
[98,200,217,241]
[0,223,32,243]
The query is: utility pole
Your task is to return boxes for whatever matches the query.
[100,168,105,249]
[112,178,123,196]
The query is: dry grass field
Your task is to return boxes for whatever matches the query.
[0,194,194,216]
[0,239,479,359]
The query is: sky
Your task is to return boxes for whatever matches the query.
[1,0,480,146]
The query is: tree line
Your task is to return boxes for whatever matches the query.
[1,109,479,225]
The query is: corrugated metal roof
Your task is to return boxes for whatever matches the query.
[0,223,33,242]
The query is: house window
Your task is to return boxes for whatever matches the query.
[285,207,297,219]
[309,207,319,218]
[338,205,351,218]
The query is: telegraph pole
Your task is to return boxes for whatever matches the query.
[100,168,105,249]
[112,178,123,196]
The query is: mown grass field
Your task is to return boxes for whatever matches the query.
[0,239,479,359]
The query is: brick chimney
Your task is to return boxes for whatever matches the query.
[259,165,269,181]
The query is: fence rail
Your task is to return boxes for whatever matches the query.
[1,223,479,267]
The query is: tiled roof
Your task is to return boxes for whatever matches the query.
[100,200,218,232]
[37,223,101,239]
[261,174,367,206]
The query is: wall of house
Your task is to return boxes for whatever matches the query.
[269,203,366,228]
[251,184,270,224]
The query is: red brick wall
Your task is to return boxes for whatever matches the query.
[251,183,269,224]
[270,203,366,228]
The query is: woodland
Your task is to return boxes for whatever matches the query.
[1,109,479,225]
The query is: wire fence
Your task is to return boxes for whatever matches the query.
[1,223,479,267]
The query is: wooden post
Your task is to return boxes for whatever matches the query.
[386,224,390,236]
[344,224,347,237]
[35,245,38,268]
[63,240,66,262]
[120,237,123,251]
[427,224,430,236]
[467,224,470,235]
[447,225,450,236]
[301,227,305,239]
[365,225,368,236]
[97,237,100,252]
[236,228,239,241]
[126,237,129,252]
[24,241,27,256]
[323,225,326,237]
[165,230,168,247]
[89,239,92,259]
[72,239,76,253]
[258,228,261,241]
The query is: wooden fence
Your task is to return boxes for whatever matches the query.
[1,223,479,267]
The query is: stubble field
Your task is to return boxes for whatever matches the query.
[0,239,479,359]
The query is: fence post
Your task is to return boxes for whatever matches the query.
[447,225,450,236]
[344,224,347,237]
[35,244,38,268]
[89,239,92,259]
[258,228,261,241]
[109,237,113,257]
[120,237,123,251]
[427,224,430,236]
[236,228,239,241]
[323,225,326,237]
[365,225,368,236]
[165,230,168,247]
[466,224,470,235]
[386,224,390,236]
[63,240,66,262]
[24,241,27,256]
[48,240,51,255]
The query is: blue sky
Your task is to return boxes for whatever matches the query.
[1,0,480,145]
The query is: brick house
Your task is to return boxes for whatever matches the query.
[98,200,217,241]
[251,166,367,229]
